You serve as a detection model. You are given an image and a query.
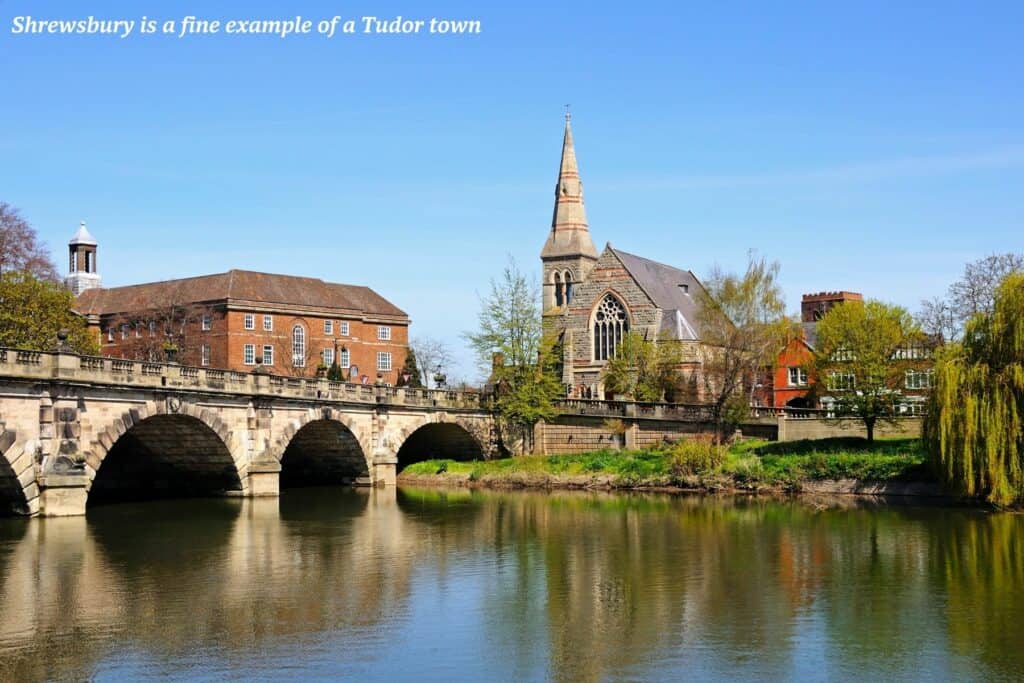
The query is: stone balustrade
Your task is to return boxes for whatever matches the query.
[0,347,485,411]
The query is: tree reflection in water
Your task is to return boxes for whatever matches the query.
[0,489,1021,681]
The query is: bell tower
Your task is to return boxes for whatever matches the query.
[65,221,101,296]
[541,111,598,321]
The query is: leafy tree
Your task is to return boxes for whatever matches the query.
[924,272,1024,506]
[466,257,561,452]
[601,332,683,402]
[697,253,795,438]
[465,257,541,374]
[0,203,59,281]
[0,270,98,354]
[812,300,923,443]
[493,336,564,453]
[397,346,424,387]
[919,252,1023,341]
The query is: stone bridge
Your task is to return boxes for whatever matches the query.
[0,348,497,517]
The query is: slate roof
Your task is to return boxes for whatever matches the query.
[74,269,407,319]
[801,322,819,350]
[610,247,706,341]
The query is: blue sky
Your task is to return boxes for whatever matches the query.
[2,1,1022,380]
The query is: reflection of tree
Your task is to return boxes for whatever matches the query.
[1,491,1023,680]
[934,511,1024,676]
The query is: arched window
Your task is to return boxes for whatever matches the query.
[554,272,564,307]
[292,324,306,367]
[564,271,573,304]
[593,294,629,361]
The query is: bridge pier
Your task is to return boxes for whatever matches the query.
[372,453,398,488]
[248,459,281,497]
[38,473,89,517]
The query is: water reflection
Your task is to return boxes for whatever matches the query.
[0,489,1021,681]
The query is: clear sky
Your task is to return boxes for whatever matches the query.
[2,1,1022,381]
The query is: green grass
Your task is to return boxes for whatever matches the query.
[401,437,930,489]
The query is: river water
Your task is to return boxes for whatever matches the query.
[0,488,1021,681]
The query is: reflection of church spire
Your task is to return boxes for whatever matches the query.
[541,111,598,260]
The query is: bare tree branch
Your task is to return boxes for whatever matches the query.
[0,202,59,282]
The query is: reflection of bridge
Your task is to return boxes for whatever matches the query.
[0,348,497,516]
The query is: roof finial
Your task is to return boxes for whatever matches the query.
[564,104,571,123]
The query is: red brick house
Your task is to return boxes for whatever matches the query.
[68,232,409,382]
[760,291,863,409]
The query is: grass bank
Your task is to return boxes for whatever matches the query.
[399,437,934,495]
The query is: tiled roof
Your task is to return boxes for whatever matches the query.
[610,247,706,341]
[75,269,407,318]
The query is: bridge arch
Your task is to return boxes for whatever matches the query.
[269,409,371,488]
[395,420,485,471]
[86,402,244,507]
[0,428,31,516]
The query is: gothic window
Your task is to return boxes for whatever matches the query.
[564,271,573,304]
[593,293,629,361]
[554,272,564,307]
[292,324,306,367]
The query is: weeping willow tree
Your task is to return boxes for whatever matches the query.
[925,272,1024,506]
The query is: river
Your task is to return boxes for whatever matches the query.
[0,488,1021,681]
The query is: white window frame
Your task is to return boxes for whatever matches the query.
[324,320,333,335]
[788,367,808,387]
[263,315,273,331]
[202,314,212,331]
[149,321,156,337]
[121,325,129,340]
[905,369,933,390]
[243,313,255,330]
[262,345,274,366]
[340,348,350,369]
[323,347,334,366]
[377,351,392,371]
[340,321,350,336]
[292,325,306,367]
[201,344,211,366]
[377,326,391,341]
[828,371,856,391]
[243,344,255,366]
[107,328,114,342]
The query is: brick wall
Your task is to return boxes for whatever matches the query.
[96,305,408,383]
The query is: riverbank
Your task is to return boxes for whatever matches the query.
[399,437,949,499]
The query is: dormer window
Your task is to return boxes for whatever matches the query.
[679,283,689,294]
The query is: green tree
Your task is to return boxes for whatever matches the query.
[0,270,98,354]
[601,332,683,402]
[924,272,1024,506]
[812,299,921,443]
[494,336,564,452]
[697,253,795,438]
[397,347,424,387]
[326,358,345,382]
[466,257,541,372]
[466,258,562,453]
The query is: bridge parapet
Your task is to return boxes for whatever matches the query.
[0,347,484,411]
[554,399,716,422]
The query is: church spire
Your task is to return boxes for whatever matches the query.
[541,111,598,260]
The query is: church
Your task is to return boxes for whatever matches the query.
[541,115,710,400]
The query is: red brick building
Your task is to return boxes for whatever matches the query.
[761,291,863,408]
[69,235,409,383]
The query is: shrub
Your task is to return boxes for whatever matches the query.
[668,436,726,477]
